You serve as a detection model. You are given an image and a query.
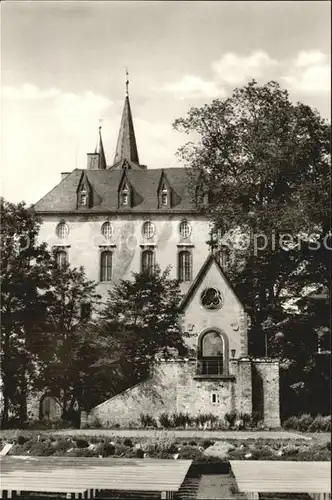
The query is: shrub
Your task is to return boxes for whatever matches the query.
[224,411,237,428]
[17,435,28,445]
[74,438,89,449]
[283,414,331,432]
[240,413,252,429]
[250,411,261,428]
[309,415,331,432]
[96,442,116,457]
[202,439,215,450]
[123,438,133,448]
[171,412,192,428]
[141,437,178,456]
[297,414,314,432]
[51,439,72,452]
[159,413,172,429]
[140,413,157,428]
[128,421,139,429]
[28,442,55,456]
[193,413,218,428]
[178,446,205,461]
[283,415,299,430]
[188,440,197,446]
[113,444,129,456]
[135,448,145,458]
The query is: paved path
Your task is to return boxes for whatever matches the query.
[51,429,311,440]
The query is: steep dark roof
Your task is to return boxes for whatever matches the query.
[113,95,141,167]
[33,167,197,214]
[95,127,107,170]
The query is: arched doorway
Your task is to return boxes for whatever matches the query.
[39,395,61,422]
[197,329,229,376]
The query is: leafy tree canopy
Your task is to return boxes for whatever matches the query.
[0,198,52,426]
[99,266,189,387]
[174,80,330,337]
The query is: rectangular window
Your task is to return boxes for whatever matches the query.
[56,250,67,270]
[211,393,219,405]
[141,250,154,274]
[100,251,112,282]
[178,251,192,282]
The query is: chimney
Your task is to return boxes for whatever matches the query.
[87,153,100,170]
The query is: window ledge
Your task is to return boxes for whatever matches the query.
[177,243,194,247]
[53,243,71,247]
[99,244,116,247]
[193,374,236,381]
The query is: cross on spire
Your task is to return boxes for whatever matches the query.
[206,230,218,253]
[125,68,129,96]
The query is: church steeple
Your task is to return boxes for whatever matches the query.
[95,126,107,170]
[113,71,140,166]
[87,125,107,170]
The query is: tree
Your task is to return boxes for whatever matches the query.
[0,198,52,427]
[174,80,330,354]
[98,266,189,392]
[35,262,103,423]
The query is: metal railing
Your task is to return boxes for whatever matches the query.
[196,358,223,376]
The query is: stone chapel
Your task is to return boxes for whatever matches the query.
[33,82,281,428]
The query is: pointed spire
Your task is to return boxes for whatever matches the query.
[113,70,140,165]
[95,125,106,169]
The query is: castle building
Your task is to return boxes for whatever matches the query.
[33,83,281,428]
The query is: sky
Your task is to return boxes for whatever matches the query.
[1,1,331,204]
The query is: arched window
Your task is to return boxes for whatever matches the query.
[178,251,192,282]
[56,222,69,241]
[202,331,224,357]
[101,221,113,240]
[142,221,155,239]
[179,220,191,239]
[100,251,112,282]
[56,251,67,270]
[197,330,227,376]
[141,249,154,274]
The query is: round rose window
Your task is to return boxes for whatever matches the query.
[201,288,223,310]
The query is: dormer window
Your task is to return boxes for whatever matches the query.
[158,173,172,209]
[77,173,91,208]
[121,183,129,206]
[80,190,87,206]
[161,186,168,206]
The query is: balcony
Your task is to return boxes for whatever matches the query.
[194,358,235,380]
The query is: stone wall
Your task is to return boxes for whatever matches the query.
[252,359,281,428]
[86,358,281,428]
[87,360,239,426]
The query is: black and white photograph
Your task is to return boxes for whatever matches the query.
[0,1,331,498]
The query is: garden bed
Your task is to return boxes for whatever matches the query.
[2,433,330,462]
